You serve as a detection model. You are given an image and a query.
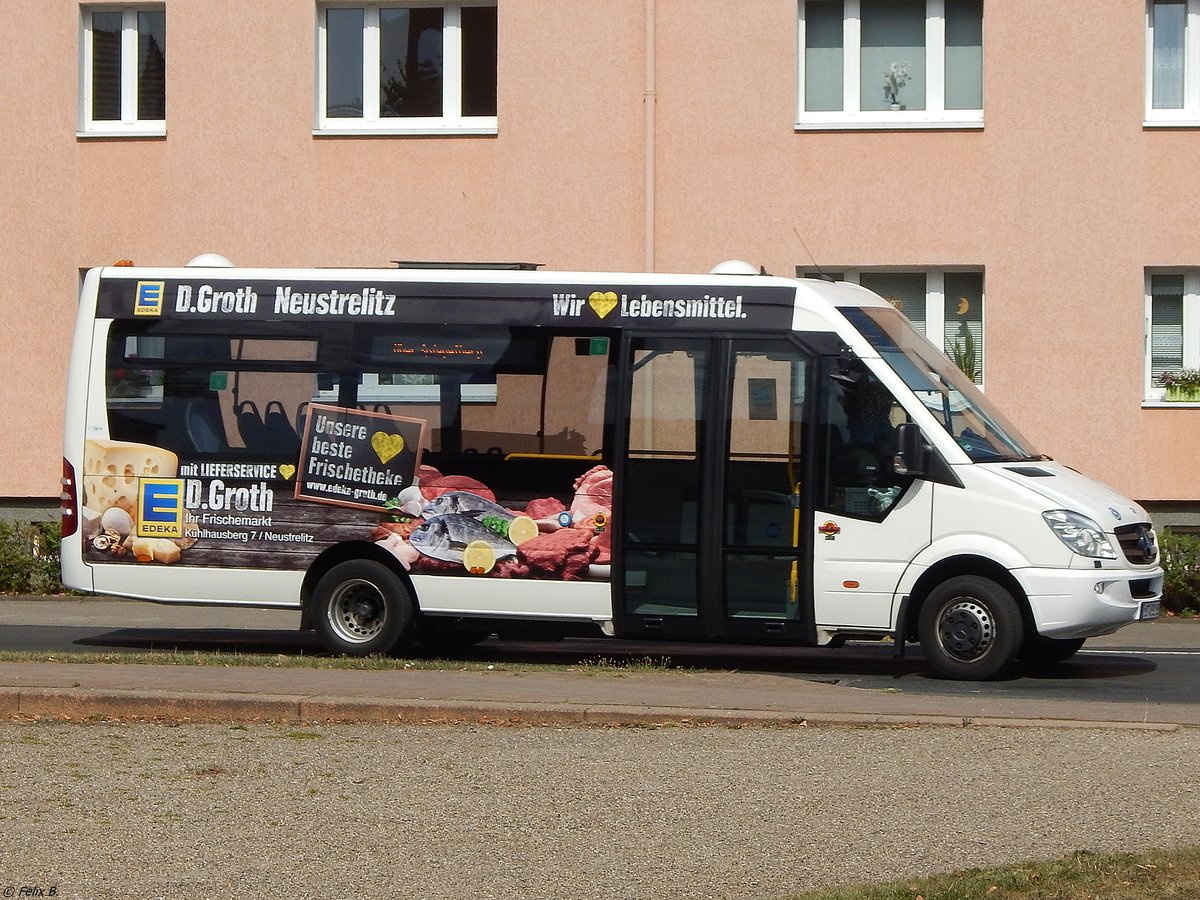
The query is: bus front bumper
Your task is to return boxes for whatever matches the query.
[1022,566,1164,639]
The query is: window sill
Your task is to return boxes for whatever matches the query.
[1143,400,1200,408]
[77,127,167,140]
[795,117,984,132]
[314,123,498,138]
[1144,117,1200,129]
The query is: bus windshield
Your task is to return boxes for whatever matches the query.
[843,306,1044,463]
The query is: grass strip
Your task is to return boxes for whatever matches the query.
[0,648,681,673]
[782,846,1200,900]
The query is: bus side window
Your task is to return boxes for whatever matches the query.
[104,329,317,460]
[354,328,612,507]
[819,362,911,519]
[460,335,608,458]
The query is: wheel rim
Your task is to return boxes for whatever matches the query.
[936,598,995,662]
[326,578,388,645]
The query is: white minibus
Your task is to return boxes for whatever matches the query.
[60,257,1163,679]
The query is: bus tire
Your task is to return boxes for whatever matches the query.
[312,559,414,656]
[1020,635,1086,667]
[917,575,1023,680]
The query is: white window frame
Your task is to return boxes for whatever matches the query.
[808,268,986,386]
[1144,270,1200,404]
[796,0,984,131]
[78,6,166,138]
[1145,0,1200,126]
[316,2,497,136]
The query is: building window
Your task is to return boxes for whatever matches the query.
[318,3,497,134]
[801,269,985,384]
[1146,1,1200,123]
[797,0,983,129]
[1145,271,1200,401]
[79,7,166,136]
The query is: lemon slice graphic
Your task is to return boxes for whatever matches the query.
[507,515,539,546]
[462,540,497,574]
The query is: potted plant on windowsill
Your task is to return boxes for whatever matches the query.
[949,325,980,383]
[1158,368,1200,401]
[884,62,910,110]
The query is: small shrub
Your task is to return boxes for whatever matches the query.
[1157,528,1200,615]
[0,521,64,594]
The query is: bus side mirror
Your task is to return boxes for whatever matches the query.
[894,423,928,476]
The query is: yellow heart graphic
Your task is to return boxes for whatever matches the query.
[371,431,405,465]
[278,464,296,481]
[588,291,619,319]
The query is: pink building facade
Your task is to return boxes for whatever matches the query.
[5,0,1200,524]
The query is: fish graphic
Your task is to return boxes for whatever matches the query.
[409,513,518,564]
[422,490,515,522]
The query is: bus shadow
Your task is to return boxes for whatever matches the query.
[1016,654,1158,681]
[73,627,324,655]
[68,629,1159,684]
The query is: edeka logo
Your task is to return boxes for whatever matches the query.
[134,281,165,317]
[137,479,184,538]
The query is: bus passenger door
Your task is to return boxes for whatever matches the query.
[618,337,815,641]
[810,358,933,632]
[720,341,813,641]
[619,339,711,637]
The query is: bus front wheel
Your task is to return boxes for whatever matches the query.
[312,559,414,656]
[918,576,1023,680]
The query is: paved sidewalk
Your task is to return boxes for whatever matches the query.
[1,596,1196,729]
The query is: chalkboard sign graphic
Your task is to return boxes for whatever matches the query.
[295,403,427,513]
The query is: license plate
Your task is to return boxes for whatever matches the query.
[1140,600,1162,621]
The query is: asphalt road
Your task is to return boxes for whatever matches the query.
[3,599,1200,899]
[3,598,1197,708]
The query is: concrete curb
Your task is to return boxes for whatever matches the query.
[0,687,1181,731]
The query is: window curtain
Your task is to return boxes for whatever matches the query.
[944,0,983,110]
[1153,1,1186,110]
[860,0,926,111]
[326,8,366,117]
[805,1,845,111]
[136,11,166,121]
[1151,274,1185,381]
[91,11,123,121]
[859,272,927,333]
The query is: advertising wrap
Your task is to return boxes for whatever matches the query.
[80,415,613,583]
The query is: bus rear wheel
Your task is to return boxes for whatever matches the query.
[312,559,414,656]
[918,576,1023,680]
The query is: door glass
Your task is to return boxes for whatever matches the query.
[818,358,912,519]
[725,343,809,620]
[622,341,708,619]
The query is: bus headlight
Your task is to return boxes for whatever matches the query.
[1042,510,1118,559]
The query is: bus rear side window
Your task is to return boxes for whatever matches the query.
[105,329,319,459]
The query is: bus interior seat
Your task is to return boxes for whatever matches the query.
[235,399,300,455]
[185,399,227,453]
[236,401,267,449]
[262,400,300,456]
